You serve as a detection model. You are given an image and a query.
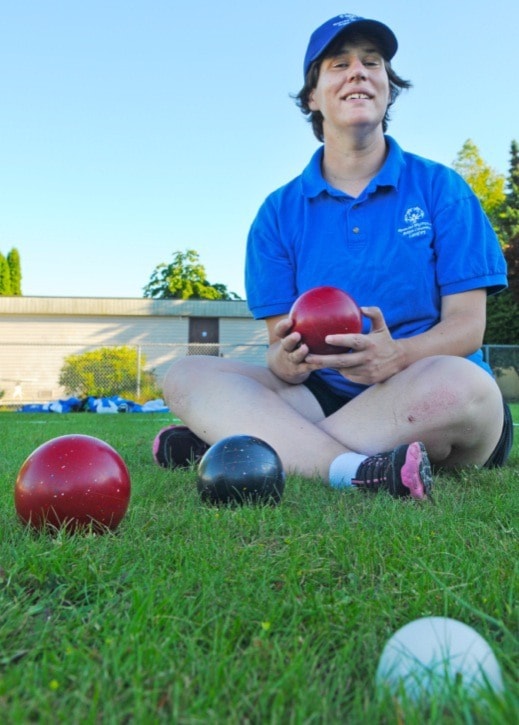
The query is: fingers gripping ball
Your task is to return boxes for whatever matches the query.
[289,285,362,354]
[197,435,285,505]
[14,434,131,533]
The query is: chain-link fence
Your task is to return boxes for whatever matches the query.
[0,342,268,406]
[1,343,518,407]
[482,345,519,402]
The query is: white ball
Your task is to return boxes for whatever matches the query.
[376,617,504,701]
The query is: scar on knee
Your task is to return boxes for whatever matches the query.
[407,389,460,425]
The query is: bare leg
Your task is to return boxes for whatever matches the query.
[320,356,504,468]
[162,355,504,480]
[163,356,345,478]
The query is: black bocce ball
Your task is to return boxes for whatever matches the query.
[197,435,285,505]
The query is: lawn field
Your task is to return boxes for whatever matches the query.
[0,408,517,723]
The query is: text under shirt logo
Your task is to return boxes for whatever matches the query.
[398,207,432,239]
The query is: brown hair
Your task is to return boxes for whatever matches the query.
[294,32,412,142]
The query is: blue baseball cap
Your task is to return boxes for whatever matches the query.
[303,14,398,77]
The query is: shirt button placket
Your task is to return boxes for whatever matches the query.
[349,203,365,245]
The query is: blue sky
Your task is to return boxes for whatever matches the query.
[1,0,517,300]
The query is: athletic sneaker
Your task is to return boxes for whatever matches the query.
[152,425,209,469]
[351,441,433,500]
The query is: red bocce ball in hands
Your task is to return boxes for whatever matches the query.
[289,286,362,354]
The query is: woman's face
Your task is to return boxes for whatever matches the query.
[308,37,391,138]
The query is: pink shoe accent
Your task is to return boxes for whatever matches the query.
[400,441,428,500]
[152,425,183,460]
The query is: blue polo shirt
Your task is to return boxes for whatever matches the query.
[245,136,507,398]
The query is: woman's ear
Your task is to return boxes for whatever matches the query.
[308,89,318,112]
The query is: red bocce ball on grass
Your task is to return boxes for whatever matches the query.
[289,286,362,354]
[14,434,131,533]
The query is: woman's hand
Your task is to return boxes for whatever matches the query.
[304,307,406,385]
[266,290,486,387]
[266,316,323,384]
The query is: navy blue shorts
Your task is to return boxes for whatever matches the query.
[483,398,514,468]
[303,375,514,468]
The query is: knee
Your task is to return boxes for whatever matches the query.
[162,356,214,411]
[440,356,498,403]
[420,357,504,466]
[415,355,501,417]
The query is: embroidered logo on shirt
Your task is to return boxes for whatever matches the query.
[398,206,432,239]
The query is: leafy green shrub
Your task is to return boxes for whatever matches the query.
[59,346,160,399]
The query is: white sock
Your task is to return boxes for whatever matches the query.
[329,452,368,489]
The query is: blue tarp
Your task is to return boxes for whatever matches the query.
[19,396,169,414]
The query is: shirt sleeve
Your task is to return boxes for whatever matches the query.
[245,194,299,319]
[432,171,507,297]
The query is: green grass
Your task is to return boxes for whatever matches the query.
[0,408,517,723]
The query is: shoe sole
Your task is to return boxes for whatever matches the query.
[152,425,190,467]
[153,425,209,469]
[400,441,433,500]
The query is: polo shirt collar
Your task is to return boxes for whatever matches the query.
[301,135,404,198]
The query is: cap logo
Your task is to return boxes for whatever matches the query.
[333,14,361,29]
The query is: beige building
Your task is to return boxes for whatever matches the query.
[0,296,268,404]
[3,296,517,405]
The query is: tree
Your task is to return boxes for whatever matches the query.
[484,289,519,345]
[0,253,12,295]
[498,140,519,306]
[143,249,241,300]
[7,248,22,295]
[484,140,519,350]
[451,139,518,347]
[453,139,506,232]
